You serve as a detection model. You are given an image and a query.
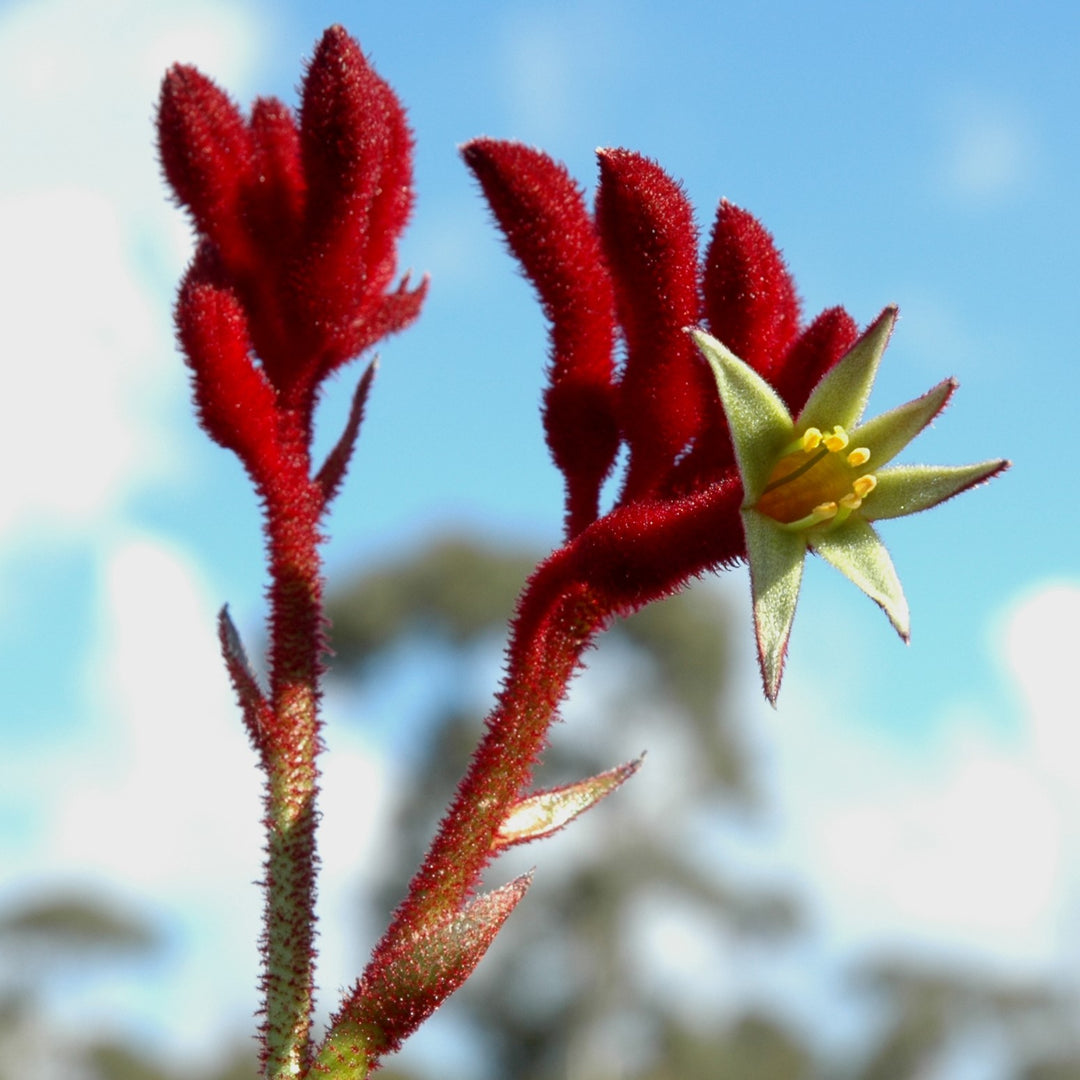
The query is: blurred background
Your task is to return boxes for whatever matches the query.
[0,0,1077,1076]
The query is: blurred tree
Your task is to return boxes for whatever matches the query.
[0,893,261,1080]
[0,892,157,958]
[326,531,1080,1080]
[326,533,807,1079]
[2,536,1077,1079]
[850,956,1080,1080]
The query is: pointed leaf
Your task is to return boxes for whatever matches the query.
[866,460,1009,521]
[852,378,955,468]
[217,605,270,756]
[694,329,793,502]
[316,358,378,509]
[744,509,807,703]
[809,517,910,639]
[798,306,896,434]
[323,875,532,1069]
[494,756,644,851]
[773,305,859,416]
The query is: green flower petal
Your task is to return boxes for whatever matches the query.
[809,517,910,639]
[693,330,794,502]
[743,509,807,703]
[797,306,896,434]
[852,378,954,468]
[865,460,1009,521]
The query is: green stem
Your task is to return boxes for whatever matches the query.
[261,470,325,1079]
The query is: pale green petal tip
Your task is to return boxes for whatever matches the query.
[692,328,793,500]
[851,377,955,469]
[810,518,911,640]
[798,305,897,433]
[867,459,1009,521]
[744,510,806,704]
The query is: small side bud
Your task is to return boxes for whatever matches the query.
[494,755,644,851]
[326,874,533,1066]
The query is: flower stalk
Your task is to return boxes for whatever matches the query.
[157,26,423,1078]
[158,29,1006,1079]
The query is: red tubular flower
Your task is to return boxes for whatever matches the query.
[702,199,801,379]
[462,139,620,537]
[349,147,859,1058]
[462,139,855,531]
[158,24,426,437]
[595,149,714,501]
[158,27,426,1078]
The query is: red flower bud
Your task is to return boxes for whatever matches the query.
[158,25,425,470]
[157,64,256,272]
[702,199,800,380]
[293,26,419,381]
[175,248,282,483]
[595,149,712,499]
[463,138,619,536]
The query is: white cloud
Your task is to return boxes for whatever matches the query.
[755,577,1080,976]
[0,186,167,538]
[2,533,265,1052]
[0,0,267,553]
[495,2,630,145]
[0,529,396,1058]
[1001,582,1080,780]
[935,96,1035,206]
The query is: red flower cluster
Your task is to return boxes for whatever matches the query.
[157,28,427,1076]
[345,145,866,1067]
[158,25,425,488]
[464,139,859,545]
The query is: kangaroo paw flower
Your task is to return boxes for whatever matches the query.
[695,307,1009,703]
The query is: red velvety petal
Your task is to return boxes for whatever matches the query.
[702,200,800,379]
[331,273,429,376]
[772,305,859,415]
[463,138,619,534]
[176,249,282,481]
[246,97,305,254]
[595,149,710,499]
[291,26,415,361]
[156,64,256,272]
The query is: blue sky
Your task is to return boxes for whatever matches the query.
[0,0,1077,1070]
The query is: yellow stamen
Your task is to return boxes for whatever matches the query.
[776,501,838,533]
[853,474,877,498]
[757,422,878,531]
[823,426,849,453]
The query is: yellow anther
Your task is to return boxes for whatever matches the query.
[823,426,849,453]
[847,447,871,467]
[853,474,877,499]
[839,493,863,510]
[812,501,839,520]
[801,428,823,451]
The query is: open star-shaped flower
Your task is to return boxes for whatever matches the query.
[693,306,1008,703]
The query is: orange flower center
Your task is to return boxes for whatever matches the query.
[754,426,876,530]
